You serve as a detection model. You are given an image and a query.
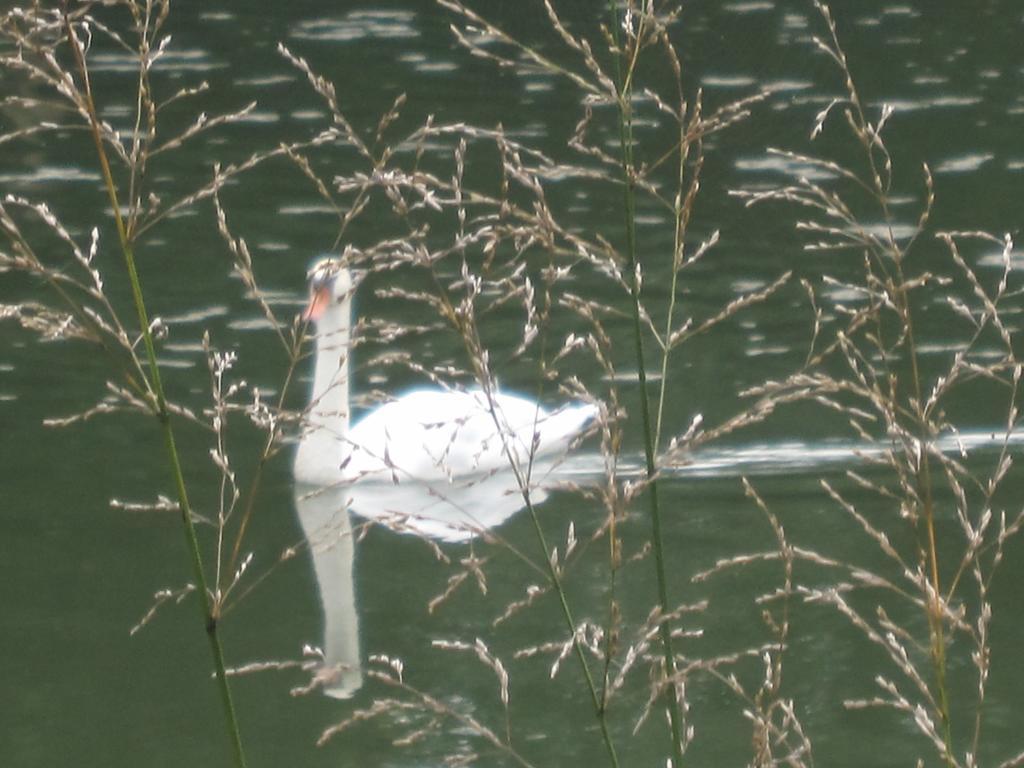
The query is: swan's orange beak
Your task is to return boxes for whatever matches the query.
[303,285,331,323]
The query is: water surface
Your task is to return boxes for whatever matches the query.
[2,1,1023,766]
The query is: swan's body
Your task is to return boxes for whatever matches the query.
[293,260,597,489]
[341,388,596,481]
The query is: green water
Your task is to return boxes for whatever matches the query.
[2,1,1023,766]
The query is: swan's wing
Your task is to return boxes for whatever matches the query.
[345,389,595,480]
[346,390,524,479]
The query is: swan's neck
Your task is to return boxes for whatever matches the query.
[295,299,351,484]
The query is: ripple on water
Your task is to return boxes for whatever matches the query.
[912,74,949,86]
[232,110,281,125]
[858,221,920,243]
[396,49,458,74]
[234,75,294,88]
[255,241,292,252]
[234,288,301,309]
[228,316,277,333]
[162,342,206,356]
[781,13,808,30]
[856,15,882,28]
[883,4,921,17]
[722,1,775,13]
[885,194,918,208]
[915,343,1006,359]
[634,213,669,227]
[413,60,459,74]
[278,203,338,216]
[933,153,995,174]
[0,167,101,185]
[884,95,983,112]
[733,154,838,182]
[977,246,1022,269]
[154,356,196,370]
[289,110,327,122]
[524,80,555,94]
[91,49,223,73]
[163,306,229,325]
[821,282,869,304]
[885,35,922,47]
[745,343,791,358]
[290,11,418,43]
[732,278,768,294]
[507,123,548,140]
[702,74,758,89]
[763,79,813,94]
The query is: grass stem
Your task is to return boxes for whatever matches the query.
[607,3,686,765]
[62,8,248,766]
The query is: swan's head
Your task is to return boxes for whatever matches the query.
[304,258,355,323]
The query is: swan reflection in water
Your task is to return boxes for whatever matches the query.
[293,484,361,700]
[294,456,567,699]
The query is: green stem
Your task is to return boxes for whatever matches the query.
[607,3,685,766]
[62,9,247,767]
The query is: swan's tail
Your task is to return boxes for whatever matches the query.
[534,403,599,457]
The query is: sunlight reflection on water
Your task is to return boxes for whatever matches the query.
[290,11,419,43]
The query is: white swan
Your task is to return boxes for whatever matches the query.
[293,258,598,490]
